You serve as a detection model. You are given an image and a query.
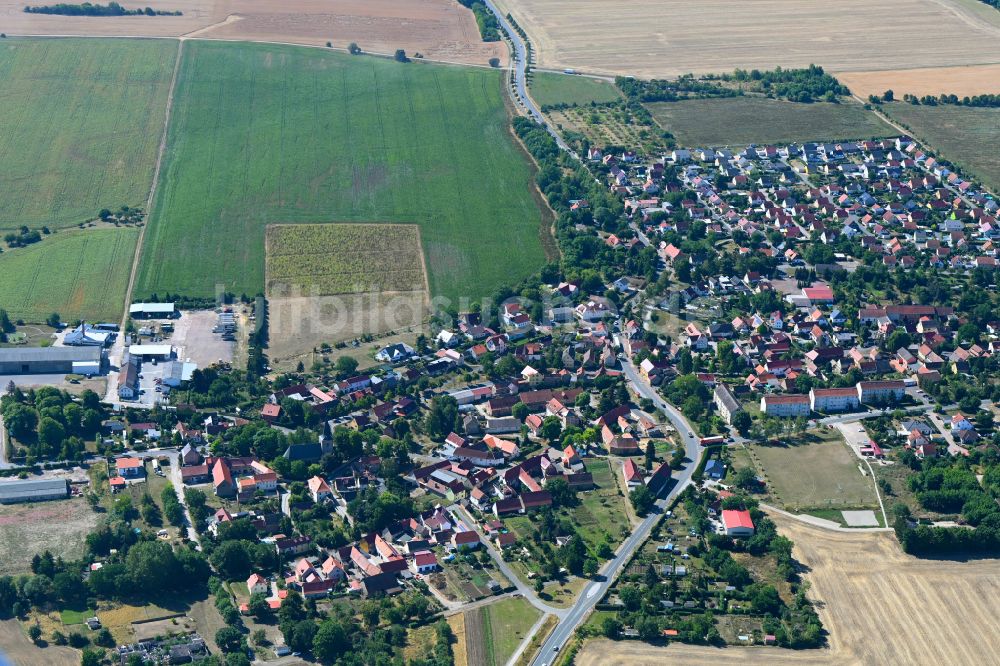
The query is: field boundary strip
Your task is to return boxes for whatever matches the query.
[118,37,184,329]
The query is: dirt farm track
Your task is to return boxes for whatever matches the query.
[493,0,1000,81]
[0,0,505,67]
[577,513,1000,666]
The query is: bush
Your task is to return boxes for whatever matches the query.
[394,49,408,63]
[348,42,361,55]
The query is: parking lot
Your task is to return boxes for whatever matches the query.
[835,421,873,457]
[167,310,235,368]
[131,359,169,408]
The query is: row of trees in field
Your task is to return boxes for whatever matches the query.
[618,65,849,104]
[4,225,45,248]
[24,2,181,15]
[880,92,1000,108]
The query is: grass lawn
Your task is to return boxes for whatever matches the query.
[59,608,95,625]
[0,227,138,322]
[530,72,621,107]
[229,581,250,600]
[137,41,546,304]
[480,596,540,666]
[749,429,879,511]
[571,459,631,551]
[647,97,896,147]
[541,576,589,608]
[0,38,176,231]
[880,102,1000,194]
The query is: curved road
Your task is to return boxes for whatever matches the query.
[529,356,702,665]
[481,0,574,155]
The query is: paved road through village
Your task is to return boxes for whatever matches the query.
[529,357,703,665]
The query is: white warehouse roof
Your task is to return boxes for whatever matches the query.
[130,302,175,314]
[128,344,173,357]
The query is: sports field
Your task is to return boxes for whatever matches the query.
[647,97,896,147]
[0,38,176,231]
[530,72,621,107]
[880,102,1000,194]
[0,228,139,322]
[136,41,545,303]
[747,430,879,511]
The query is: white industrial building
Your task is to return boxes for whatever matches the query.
[127,344,173,360]
[63,323,113,347]
[129,302,177,319]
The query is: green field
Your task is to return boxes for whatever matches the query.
[880,102,1000,194]
[0,227,138,322]
[748,430,879,511]
[480,596,540,666]
[647,97,896,146]
[137,41,545,303]
[0,38,176,232]
[530,72,621,107]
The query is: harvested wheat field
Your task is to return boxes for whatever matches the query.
[492,0,1000,78]
[1,0,504,66]
[838,64,1000,100]
[576,513,1000,665]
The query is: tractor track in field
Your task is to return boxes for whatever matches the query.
[118,37,185,328]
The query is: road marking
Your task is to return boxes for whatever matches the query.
[586,582,601,598]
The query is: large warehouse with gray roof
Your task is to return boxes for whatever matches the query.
[0,478,70,504]
[0,347,104,375]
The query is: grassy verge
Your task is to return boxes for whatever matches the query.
[531,72,621,107]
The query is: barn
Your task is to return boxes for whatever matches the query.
[0,347,103,375]
[721,509,755,537]
[129,302,176,319]
[0,478,70,504]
